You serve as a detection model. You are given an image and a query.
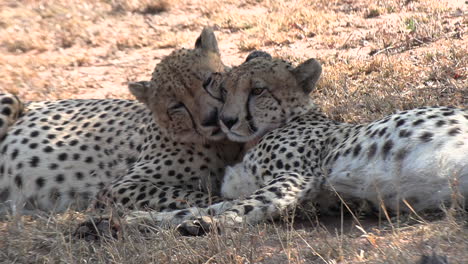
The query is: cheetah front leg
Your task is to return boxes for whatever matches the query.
[76,172,317,238]
[75,184,227,240]
[75,198,235,240]
[175,171,319,235]
[123,200,235,233]
[97,171,313,236]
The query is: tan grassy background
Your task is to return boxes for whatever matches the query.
[0,0,467,263]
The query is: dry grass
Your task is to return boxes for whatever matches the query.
[315,42,467,123]
[0,0,467,263]
[1,209,466,263]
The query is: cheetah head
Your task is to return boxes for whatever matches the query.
[129,27,227,143]
[217,56,322,142]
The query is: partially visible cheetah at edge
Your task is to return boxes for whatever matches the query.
[0,94,24,140]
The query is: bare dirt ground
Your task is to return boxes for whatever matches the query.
[0,0,467,263]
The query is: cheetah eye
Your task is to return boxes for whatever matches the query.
[202,75,213,89]
[203,73,224,102]
[168,102,186,113]
[167,102,188,121]
[220,84,227,101]
[251,87,266,96]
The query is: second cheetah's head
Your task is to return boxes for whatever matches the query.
[129,27,227,143]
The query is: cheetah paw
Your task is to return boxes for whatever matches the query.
[74,217,120,241]
[177,216,221,236]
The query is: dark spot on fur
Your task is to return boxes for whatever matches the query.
[448,127,461,136]
[243,205,254,214]
[412,119,425,126]
[353,144,361,157]
[14,175,22,188]
[35,177,46,188]
[399,129,412,138]
[368,143,377,158]
[420,132,433,142]
[396,119,405,127]
[0,188,10,202]
[395,148,407,161]
[382,140,393,159]
[435,120,446,127]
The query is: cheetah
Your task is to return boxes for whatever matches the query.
[0,94,24,140]
[0,28,243,215]
[122,54,467,236]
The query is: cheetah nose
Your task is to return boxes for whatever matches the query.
[221,116,239,130]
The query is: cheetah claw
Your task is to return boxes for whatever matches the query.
[177,216,221,236]
[74,216,121,241]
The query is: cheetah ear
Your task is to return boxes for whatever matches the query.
[292,58,322,94]
[195,27,219,54]
[129,81,151,105]
[245,50,272,62]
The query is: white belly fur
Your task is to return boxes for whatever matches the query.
[328,135,468,212]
